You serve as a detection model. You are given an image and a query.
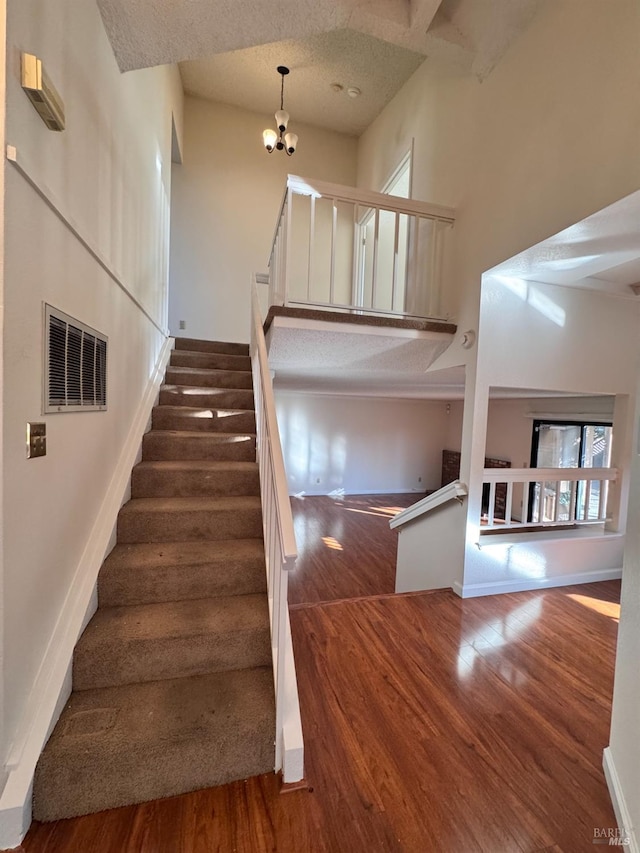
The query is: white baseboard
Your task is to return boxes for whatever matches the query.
[0,337,173,850]
[453,567,623,598]
[603,747,638,853]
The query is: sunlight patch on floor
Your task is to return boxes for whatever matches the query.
[566,592,620,621]
[321,536,344,551]
[342,505,405,519]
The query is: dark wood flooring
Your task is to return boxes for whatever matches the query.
[20,494,620,853]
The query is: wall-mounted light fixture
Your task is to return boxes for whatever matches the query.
[263,66,298,156]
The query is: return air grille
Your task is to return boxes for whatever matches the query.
[45,305,107,412]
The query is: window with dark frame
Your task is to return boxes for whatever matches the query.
[528,419,613,523]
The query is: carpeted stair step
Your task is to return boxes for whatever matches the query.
[142,430,255,462]
[73,593,271,690]
[151,405,256,434]
[132,460,260,498]
[165,366,253,390]
[98,540,266,606]
[33,667,275,821]
[117,495,263,543]
[170,350,251,372]
[159,385,255,410]
[174,337,249,356]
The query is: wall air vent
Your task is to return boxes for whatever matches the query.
[21,53,65,131]
[44,305,107,413]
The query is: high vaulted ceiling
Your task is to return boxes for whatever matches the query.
[97,0,541,135]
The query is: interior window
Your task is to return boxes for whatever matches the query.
[529,420,613,522]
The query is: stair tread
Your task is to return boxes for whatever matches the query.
[170,353,251,370]
[33,668,274,820]
[171,349,250,359]
[145,429,255,439]
[42,667,273,751]
[153,405,254,417]
[159,385,255,406]
[79,593,269,646]
[121,495,262,512]
[174,337,250,354]
[103,539,265,571]
[134,460,258,472]
[167,366,251,377]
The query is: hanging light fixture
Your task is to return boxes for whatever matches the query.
[263,66,298,156]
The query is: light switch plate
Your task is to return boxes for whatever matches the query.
[27,422,46,458]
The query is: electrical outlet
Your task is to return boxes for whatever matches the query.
[179,320,186,330]
[316,478,321,484]
[418,476,422,483]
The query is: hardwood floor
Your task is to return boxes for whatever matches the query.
[289,493,419,605]
[20,494,620,853]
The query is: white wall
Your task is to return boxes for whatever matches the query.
[357,0,640,361]
[460,280,639,597]
[1,0,182,842]
[608,374,640,848]
[275,390,449,495]
[169,97,358,344]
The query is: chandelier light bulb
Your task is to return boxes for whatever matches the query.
[284,131,298,155]
[275,109,289,132]
[263,128,278,152]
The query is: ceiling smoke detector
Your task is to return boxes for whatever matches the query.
[629,282,640,296]
[347,86,361,98]
[330,82,343,93]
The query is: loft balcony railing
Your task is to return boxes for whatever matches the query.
[481,466,619,531]
[268,175,456,321]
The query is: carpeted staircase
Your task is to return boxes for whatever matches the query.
[33,338,275,822]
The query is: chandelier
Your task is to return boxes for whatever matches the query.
[263,66,298,156]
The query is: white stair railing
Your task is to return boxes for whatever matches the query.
[482,467,618,530]
[250,278,304,783]
[268,175,455,321]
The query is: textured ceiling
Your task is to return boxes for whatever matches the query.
[179,31,425,137]
[489,190,640,297]
[97,0,542,134]
[267,320,459,398]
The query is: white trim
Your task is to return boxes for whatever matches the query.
[390,481,468,530]
[483,466,617,484]
[0,337,173,849]
[453,567,622,598]
[6,145,168,336]
[524,411,614,422]
[286,174,456,222]
[603,747,638,853]
[281,611,304,783]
